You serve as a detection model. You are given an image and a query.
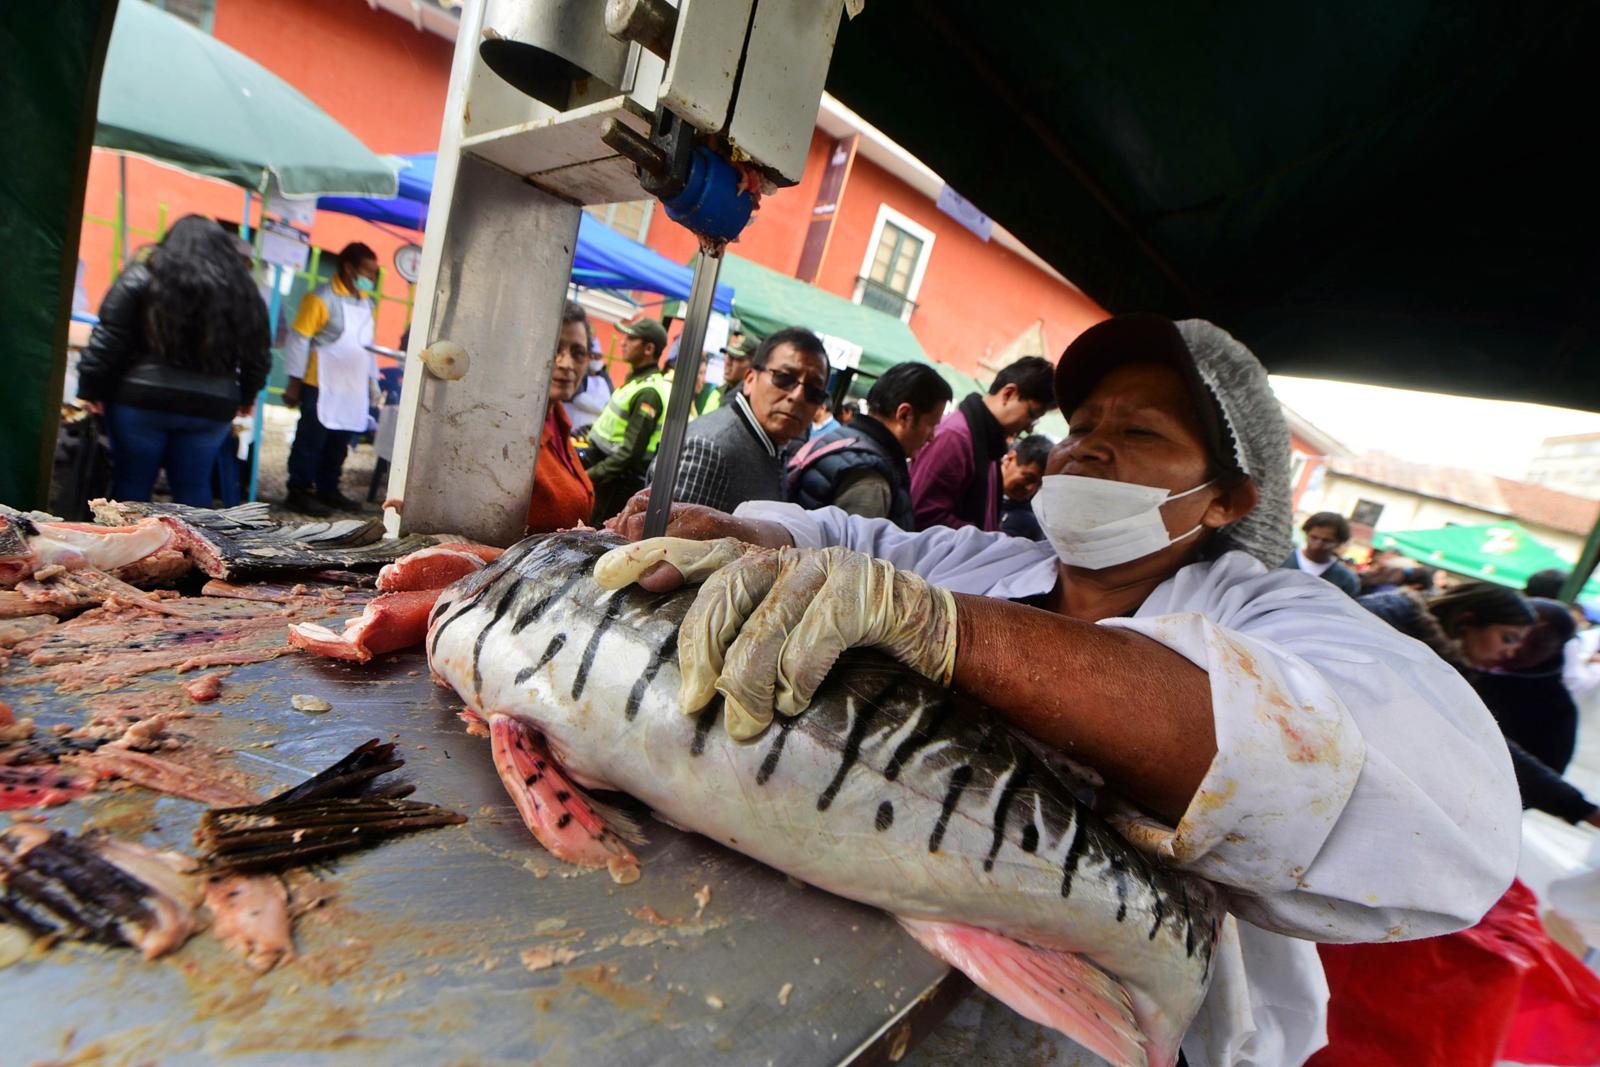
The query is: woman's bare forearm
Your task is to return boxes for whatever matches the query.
[952,593,1217,822]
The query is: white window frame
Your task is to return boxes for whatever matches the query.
[852,204,935,323]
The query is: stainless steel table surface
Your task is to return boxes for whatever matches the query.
[1,648,958,1066]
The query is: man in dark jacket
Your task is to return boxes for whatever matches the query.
[1283,511,1362,597]
[787,362,952,529]
[908,356,1055,530]
[998,433,1051,541]
[657,327,828,513]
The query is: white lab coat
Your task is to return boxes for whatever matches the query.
[736,502,1522,1067]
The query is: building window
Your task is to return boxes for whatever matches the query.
[144,0,215,32]
[854,205,935,323]
[585,200,653,243]
[1350,499,1385,528]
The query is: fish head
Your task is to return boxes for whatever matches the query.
[425,529,689,749]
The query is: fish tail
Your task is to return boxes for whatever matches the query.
[897,917,1163,1067]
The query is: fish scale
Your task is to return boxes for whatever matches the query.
[427,531,1222,1064]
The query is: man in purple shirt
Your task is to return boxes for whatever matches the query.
[909,356,1055,530]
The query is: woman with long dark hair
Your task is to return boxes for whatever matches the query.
[78,215,270,506]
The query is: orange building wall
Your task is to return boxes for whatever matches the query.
[644,131,1105,378]
[814,153,1106,373]
[77,0,453,348]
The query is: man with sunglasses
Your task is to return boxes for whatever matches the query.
[651,326,830,514]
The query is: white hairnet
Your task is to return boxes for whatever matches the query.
[1175,320,1293,568]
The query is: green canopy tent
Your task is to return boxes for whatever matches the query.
[96,0,398,199]
[718,254,930,379]
[1373,523,1600,600]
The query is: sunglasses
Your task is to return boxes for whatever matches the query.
[761,367,830,405]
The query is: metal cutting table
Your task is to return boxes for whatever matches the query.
[1,647,960,1066]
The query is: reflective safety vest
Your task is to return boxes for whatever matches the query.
[589,371,673,455]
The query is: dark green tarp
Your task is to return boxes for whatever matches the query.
[827,3,1600,411]
[0,3,116,507]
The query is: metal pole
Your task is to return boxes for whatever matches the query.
[1559,513,1600,603]
[642,251,722,539]
[116,153,129,270]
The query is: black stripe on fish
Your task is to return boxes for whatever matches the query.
[625,629,678,722]
[875,801,894,831]
[428,558,520,660]
[1058,814,1089,899]
[926,722,997,853]
[511,570,587,635]
[1181,881,1197,958]
[1019,819,1040,854]
[1108,852,1130,922]
[982,753,1033,872]
[755,715,797,785]
[689,701,720,756]
[470,578,522,698]
[928,764,974,853]
[818,697,879,811]
[1149,886,1167,941]
[882,691,954,783]
[556,813,571,829]
[514,633,568,687]
[571,591,627,700]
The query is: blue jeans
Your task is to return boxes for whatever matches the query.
[285,385,353,495]
[107,404,232,507]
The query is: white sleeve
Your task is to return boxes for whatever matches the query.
[282,331,310,379]
[1563,637,1600,699]
[733,501,1059,598]
[1104,560,1520,944]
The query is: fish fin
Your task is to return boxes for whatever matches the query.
[583,794,648,846]
[487,715,640,876]
[897,917,1154,1067]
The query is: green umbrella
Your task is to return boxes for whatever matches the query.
[96,1,396,197]
[1374,522,1600,599]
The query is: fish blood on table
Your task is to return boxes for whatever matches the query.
[427,531,1221,1067]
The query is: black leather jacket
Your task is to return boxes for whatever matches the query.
[78,262,270,420]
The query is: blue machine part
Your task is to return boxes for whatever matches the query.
[662,146,755,243]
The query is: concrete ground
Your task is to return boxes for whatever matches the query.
[253,404,384,523]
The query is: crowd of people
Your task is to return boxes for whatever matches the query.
[526,305,1063,540]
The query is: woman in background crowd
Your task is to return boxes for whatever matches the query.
[1361,582,1600,826]
[77,215,269,507]
[526,302,595,533]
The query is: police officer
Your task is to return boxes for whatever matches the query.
[700,335,757,415]
[583,316,671,523]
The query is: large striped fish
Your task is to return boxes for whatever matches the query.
[426,532,1220,1067]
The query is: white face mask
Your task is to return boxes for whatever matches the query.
[1031,474,1215,569]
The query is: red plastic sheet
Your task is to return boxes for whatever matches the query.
[1308,880,1600,1067]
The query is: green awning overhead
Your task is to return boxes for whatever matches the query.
[1374,523,1600,600]
[719,254,929,379]
[96,0,397,197]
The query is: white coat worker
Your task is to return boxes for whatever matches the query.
[597,314,1521,1067]
[280,242,381,517]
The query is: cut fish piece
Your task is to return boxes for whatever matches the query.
[487,714,639,875]
[0,765,89,810]
[376,544,501,592]
[287,588,442,663]
[62,748,257,807]
[899,917,1163,1067]
[204,872,292,972]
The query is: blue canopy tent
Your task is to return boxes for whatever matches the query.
[317,153,733,312]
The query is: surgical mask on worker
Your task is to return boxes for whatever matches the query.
[355,276,377,294]
[1032,475,1215,569]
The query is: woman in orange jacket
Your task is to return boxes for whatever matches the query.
[526,302,597,533]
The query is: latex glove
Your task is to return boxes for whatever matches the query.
[596,538,958,740]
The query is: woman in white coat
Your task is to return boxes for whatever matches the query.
[600,314,1521,1067]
